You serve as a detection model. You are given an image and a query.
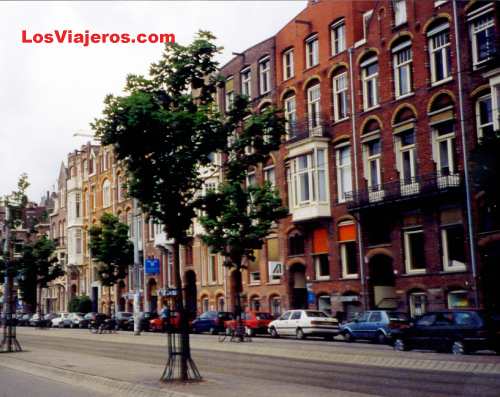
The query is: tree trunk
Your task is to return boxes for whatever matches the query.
[233,265,243,341]
[173,242,189,381]
[108,285,112,317]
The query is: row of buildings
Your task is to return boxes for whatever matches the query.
[43,0,500,321]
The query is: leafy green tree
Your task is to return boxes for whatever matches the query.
[89,213,133,316]
[93,31,225,381]
[199,95,287,321]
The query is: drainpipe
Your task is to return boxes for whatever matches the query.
[452,0,479,308]
[348,47,368,310]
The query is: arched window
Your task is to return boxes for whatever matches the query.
[360,52,379,110]
[361,119,382,198]
[391,37,412,98]
[102,179,111,208]
[393,106,418,194]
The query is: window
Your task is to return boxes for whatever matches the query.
[331,20,346,55]
[393,40,412,98]
[441,225,466,271]
[283,49,294,80]
[284,94,297,137]
[428,23,451,84]
[364,139,382,191]
[305,35,319,68]
[432,120,456,178]
[476,94,494,139]
[259,57,271,95]
[307,83,321,134]
[102,179,111,208]
[336,145,352,203]
[208,254,217,283]
[393,0,407,26]
[447,290,470,309]
[409,292,427,318]
[434,0,447,7]
[417,313,436,326]
[250,272,260,284]
[75,229,82,255]
[369,312,382,322]
[362,10,373,41]
[241,67,251,97]
[338,222,357,278]
[75,193,81,218]
[470,14,495,67]
[270,296,281,316]
[332,72,348,121]
[404,229,426,273]
[148,218,154,241]
[315,254,330,280]
[225,76,234,112]
[246,170,257,187]
[202,297,209,313]
[361,56,379,110]
[397,129,417,192]
[289,233,304,256]
[288,149,328,208]
[264,166,276,187]
[267,237,282,282]
[291,311,302,320]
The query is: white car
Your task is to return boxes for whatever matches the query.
[268,310,340,340]
[51,313,70,328]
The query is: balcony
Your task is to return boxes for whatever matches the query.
[347,172,463,212]
[285,117,329,145]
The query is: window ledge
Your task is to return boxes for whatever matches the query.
[316,276,331,281]
[332,117,350,125]
[249,282,261,286]
[361,105,381,114]
[341,274,359,280]
[441,267,467,274]
[330,49,347,60]
[431,77,453,88]
[304,64,320,73]
[403,270,427,276]
[267,280,281,285]
[393,92,415,102]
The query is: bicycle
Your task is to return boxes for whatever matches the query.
[218,325,252,343]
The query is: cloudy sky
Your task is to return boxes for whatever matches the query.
[0,1,306,201]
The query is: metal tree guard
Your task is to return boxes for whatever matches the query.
[1,263,22,353]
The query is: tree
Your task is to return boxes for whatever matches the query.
[89,213,133,316]
[68,295,92,313]
[199,95,287,327]
[93,31,225,382]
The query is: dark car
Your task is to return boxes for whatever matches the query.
[191,311,234,334]
[30,313,57,327]
[17,313,33,326]
[393,310,500,355]
[341,310,410,344]
[113,311,134,330]
[123,311,157,331]
[80,312,108,329]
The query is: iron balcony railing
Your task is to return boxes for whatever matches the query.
[346,172,462,211]
[285,116,329,143]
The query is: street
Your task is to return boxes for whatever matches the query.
[0,328,499,397]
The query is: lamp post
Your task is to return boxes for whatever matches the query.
[132,199,141,336]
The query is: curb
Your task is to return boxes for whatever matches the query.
[0,356,199,397]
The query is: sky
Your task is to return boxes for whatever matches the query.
[0,1,306,202]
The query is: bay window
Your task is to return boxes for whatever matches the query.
[307,83,321,134]
[305,35,319,68]
[428,23,451,84]
[361,56,379,110]
[393,40,412,98]
[332,72,348,121]
[336,145,352,203]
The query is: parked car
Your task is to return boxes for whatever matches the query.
[150,311,194,332]
[17,313,33,326]
[80,312,107,329]
[340,311,410,344]
[268,310,340,340]
[191,311,234,334]
[393,310,500,355]
[66,312,85,328]
[114,311,134,330]
[224,311,274,336]
[30,313,57,327]
[51,313,71,328]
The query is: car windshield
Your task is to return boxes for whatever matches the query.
[256,313,273,320]
[119,313,133,318]
[388,312,409,321]
[305,311,328,318]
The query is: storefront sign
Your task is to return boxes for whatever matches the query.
[144,258,160,275]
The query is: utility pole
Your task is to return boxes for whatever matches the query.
[132,199,141,336]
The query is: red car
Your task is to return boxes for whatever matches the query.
[224,311,274,336]
[149,312,193,332]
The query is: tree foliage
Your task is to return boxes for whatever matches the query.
[89,213,133,287]
[470,130,500,205]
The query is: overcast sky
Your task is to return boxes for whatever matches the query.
[0,1,306,201]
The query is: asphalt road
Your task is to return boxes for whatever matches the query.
[15,331,500,397]
[0,365,107,397]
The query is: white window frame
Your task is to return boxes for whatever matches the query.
[336,144,352,203]
[208,254,217,284]
[102,180,111,208]
[403,229,426,274]
[241,67,251,97]
[434,0,447,7]
[339,232,357,279]
[363,138,382,192]
[225,90,234,112]
[331,19,346,56]
[246,170,257,188]
[283,48,294,80]
[264,165,276,187]
[428,23,451,85]
[393,0,407,26]
[396,129,418,194]
[441,225,466,272]
[332,72,348,121]
[250,271,261,284]
[307,83,321,134]
[314,254,330,280]
[259,57,271,95]
[393,41,412,98]
[361,56,379,110]
[432,121,456,178]
[476,94,493,139]
[469,12,495,68]
[305,35,319,68]
[75,229,82,255]
[284,95,297,138]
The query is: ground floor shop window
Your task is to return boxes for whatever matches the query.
[317,295,331,314]
[403,229,426,273]
[201,297,209,313]
[447,290,470,309]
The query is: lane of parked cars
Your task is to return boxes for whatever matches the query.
[6,308,500,356]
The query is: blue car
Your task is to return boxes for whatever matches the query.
[191,311,234,334]
[340,310,409,344]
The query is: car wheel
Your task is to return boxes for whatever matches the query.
[394,338,408,352]
[376,331,387,345]
[269,327,279,338]
[343,331,355,343]
[296,328,306,340]
[451,340,467,355]
[245,327,254,337]
[209,327,217,335]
